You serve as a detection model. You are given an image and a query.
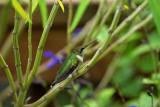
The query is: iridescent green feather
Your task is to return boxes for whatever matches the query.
[58,54,78,75]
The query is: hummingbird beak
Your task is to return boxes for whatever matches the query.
[81,40,97,51]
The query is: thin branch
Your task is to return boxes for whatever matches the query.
[83,0,106,45]
[12,0,24,90]
[16,0,33,106]
[26,0,63,89]
[24,0,33,87]
[67,0,73,56]
[99,14,153,61]
[0,55,17,103]
[91,0,117,41]
[86,0,148,55]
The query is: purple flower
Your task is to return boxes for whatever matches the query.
[72,27,82,37]
[43,51,64,69]
[128,105,137,107]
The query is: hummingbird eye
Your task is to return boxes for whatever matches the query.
[80,48,84,53]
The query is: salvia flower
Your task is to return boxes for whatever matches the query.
[43,51,64,69]
[72,27,82,38]
[128,105,137,107]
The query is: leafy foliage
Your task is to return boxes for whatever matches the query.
[12,0,31,23]
[148,0,160,39]
[69,0,90,33]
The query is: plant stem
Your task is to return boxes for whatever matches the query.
[26,0,62,88]
[16,90,27,107]
[0,16,94,103]
[24,75,75,107]
[0,18,26,60]
[86,0,148,55]
[25,3,152,107]
[24,0,32,87]
[37,14,94,74]
[16,1,33,106]
[67,0,73,56]
[99,14,153,61]
[112,0,148,37]
[95,43,127,93]
[91,0,117,41]
[24,1,125,106]
[86,0,125,68]
[12,0,24,90]
[15,1,62,106]
[83,0,106,45]
[0,55,17,103]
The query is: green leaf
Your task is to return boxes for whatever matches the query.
[129,44,150,58]
[39,0,48,28]
[148,31,160,49]
[120,77,142,98]
[12,0,32,23]
[69,0,91,33]
[114,68,134,85]
[138,54,154,73]
[148,0,160,40]
[142,78,159,84]
[97,88,115,103]
[32,0,39,13]
[0,1,11,44]
[138,92,156,107]
[58,0,64,13]
[63,105,74,107]
[91,25,108,42]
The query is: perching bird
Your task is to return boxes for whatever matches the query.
[50,40,97,87]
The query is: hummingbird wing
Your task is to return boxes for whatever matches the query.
[51,55,79,87]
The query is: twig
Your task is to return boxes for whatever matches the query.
[95,47,124,93]
[91,0,117,41]
[12,0,24,90]
[86,0,148,55]
[24,0,33,88]
[16,0,33,106]
[99,14,153,61]
[26,0,62,89]
[0,55,17,103]
[83,0,106,45]
[0,18,26,60]
[67,0,73,56]
[112,0,148,37]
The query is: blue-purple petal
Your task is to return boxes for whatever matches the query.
[44,51,65,69]
[46,58,58,69]
[128,105,137,107]
[73,27,82,35]
[43,51,54,58]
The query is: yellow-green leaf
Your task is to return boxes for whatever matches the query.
[69,0,90,33]
[12,0,32,23]
[148,0,160,40]
[32,0,39,14]
[39,0,48,28]
[58,0,64,13]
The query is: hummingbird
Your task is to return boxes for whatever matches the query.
[50,40,97,87]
